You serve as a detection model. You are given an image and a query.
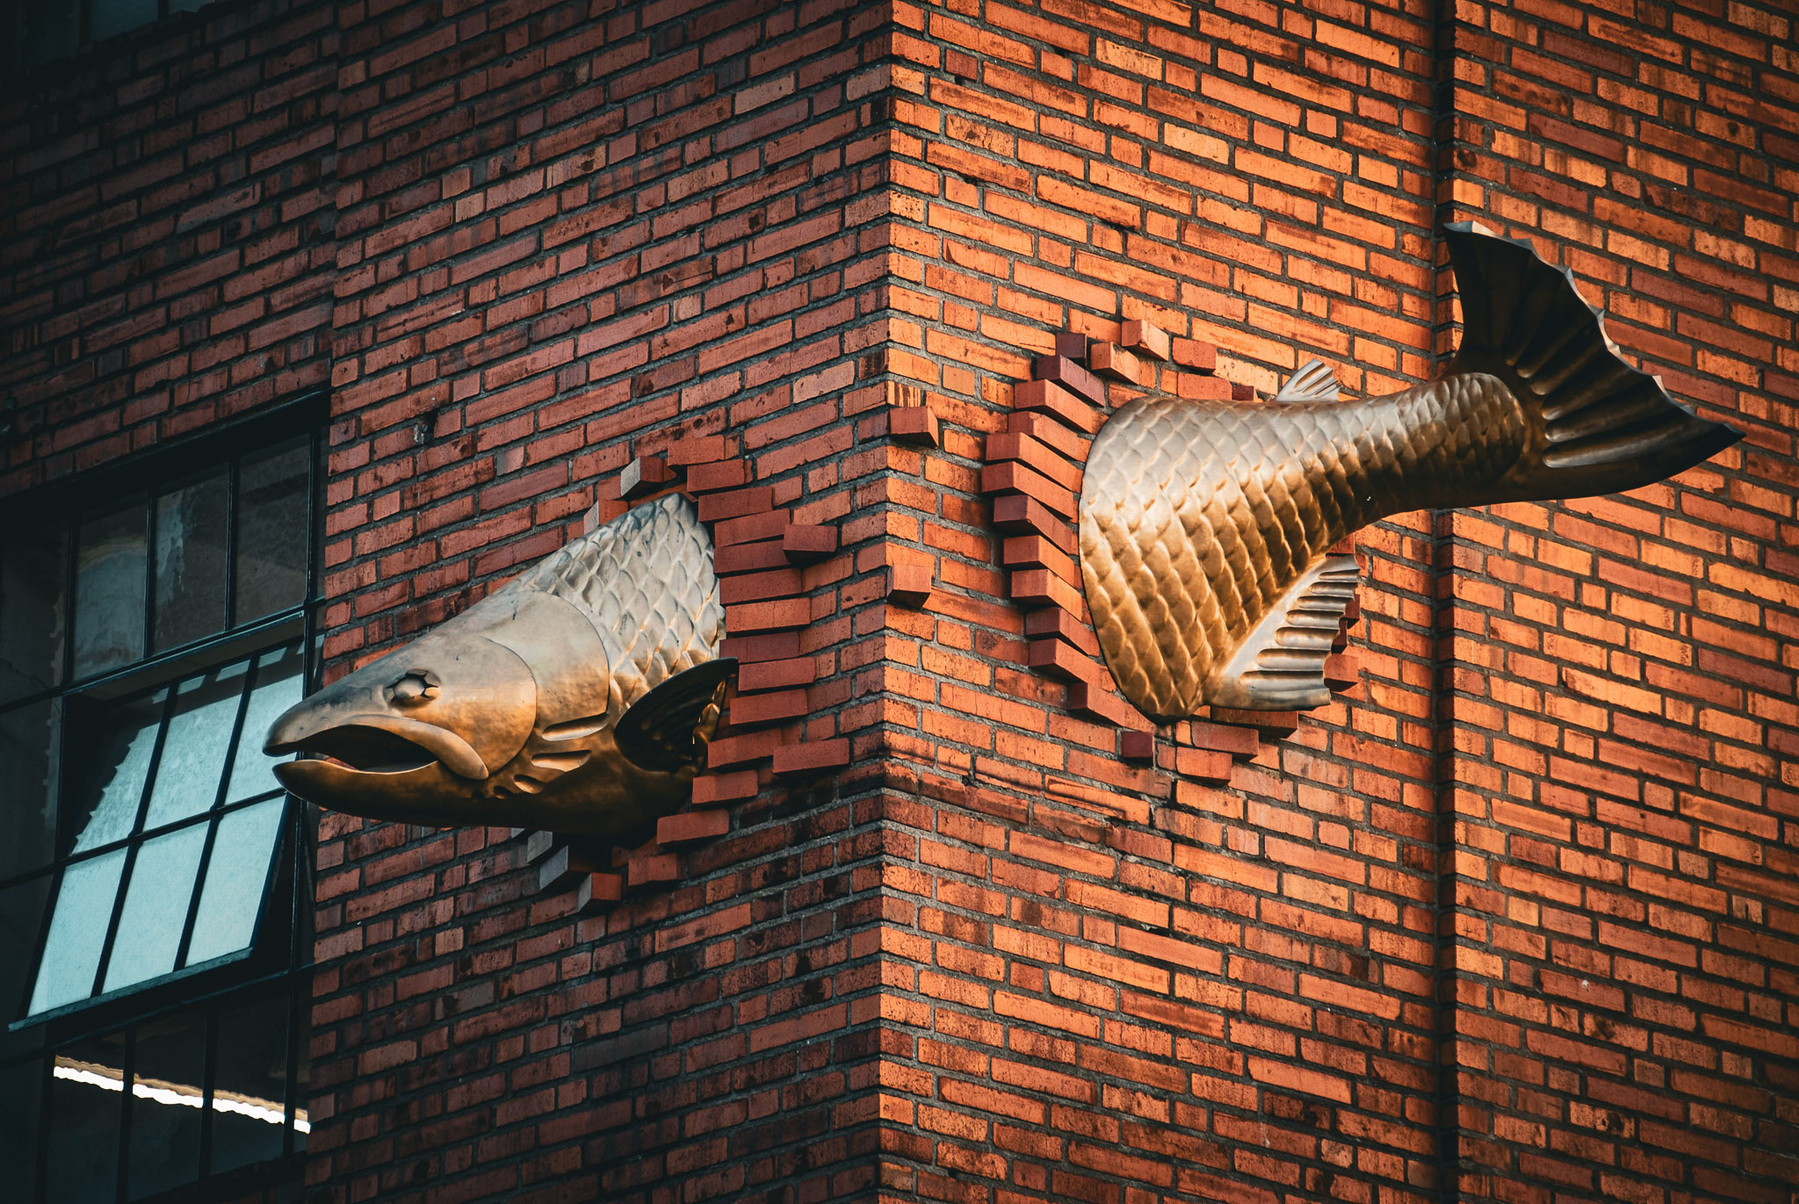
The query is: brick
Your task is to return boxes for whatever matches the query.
[772,738,851,777]
[696,485,775,523]
[1087,342,1146,385]
[626,851,680,887]
[1014,378,1106,435]
[620,455,672,498]
[656,809,730,845]
[725,598,811,632]
[690,770,760,806]
[727,689,809,727]
[890,405,940,447]
[1029,356,1109,409]
[981,462,1077,517]
[1121,319,1172,361]
[685,459,750,493]
[737,657,816,692]
[888,563,934,607]
[782,523,839,563]
[1028,637,1102,683]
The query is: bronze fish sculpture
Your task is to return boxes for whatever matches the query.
[265,494,733,839]
[1079,223,1741,721]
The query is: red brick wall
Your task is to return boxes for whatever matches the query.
[0,0,338,488]
[1,1,1794,1202]
[1438,6,1799,1200]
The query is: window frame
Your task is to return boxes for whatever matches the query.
[0,392,325,1203]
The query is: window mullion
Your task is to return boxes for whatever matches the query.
[197,1005,217,1178]
[88,690,176,999]
[172,660,259,972]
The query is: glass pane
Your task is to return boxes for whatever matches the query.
[0,1058,44,1204]
[0,700,60,877]
[46,1037,126,1204]
[0,523,66,703]
[73,502,147,679]
[89,0,160,41]
[67,689,166,856]
[212,994,291,1174]
[226,645,303,802]
[154,473,229,653]
[142,661,249,830]
[235,442,309,624]
[29,849,126,1014]
[102,826,209,994]
[127,1012,207,1200]
[185,799,283,967]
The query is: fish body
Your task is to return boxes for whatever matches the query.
[1080,224,1741,722]
[267,494,731,840]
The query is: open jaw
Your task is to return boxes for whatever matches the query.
[265,714,490,780]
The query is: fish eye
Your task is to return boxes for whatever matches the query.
[388,671,439,707]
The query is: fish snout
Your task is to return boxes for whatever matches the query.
[263,630,538,794]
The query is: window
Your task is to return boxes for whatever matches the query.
[2,0,218,74]
[0,409,319,1204]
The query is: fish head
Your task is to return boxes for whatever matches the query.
[265,588,610,825]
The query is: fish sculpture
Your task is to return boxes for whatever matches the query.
[1079,223,1742,722]
[265,494,733,840]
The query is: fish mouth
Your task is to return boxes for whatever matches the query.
[266,714,490,780]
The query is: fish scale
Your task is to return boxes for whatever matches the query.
[516,495,724,716]
[1080,374,1524,721]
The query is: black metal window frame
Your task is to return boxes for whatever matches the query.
[0,393,324,1204]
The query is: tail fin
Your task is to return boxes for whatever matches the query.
[1444,222,1741,501]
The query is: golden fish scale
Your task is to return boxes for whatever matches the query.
[516,495,725,717]
[1079,375,1523,720]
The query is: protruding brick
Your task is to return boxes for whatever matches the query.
[686,459,750,493]
[728,688,810,726]
[691,769,761,806]
[1171,338,1217,372]
[772,738,850,778]
[1087,342,1146,385]
[1068,681,1155,733]
[620,455,672,499]
[890,405,940,447]
[1025,607,1099,656]
[725,598,811,632]
[888,563,933,607]
[987,432,1082,491]
[783,523,838,563]
[1120,730,1156,762]
[666,434,728,465]
[992,494,1076,553]
[719,631,801,662]
[1011,569,1083,613]
[1209,707,1301,735]
[626,851,680,886]
[1013,378,1105,434]
[1027,636,1100,682]
[980,462,1076,517]
[1054,330,1089,360]
[1032,354,1107,407]
[1121,319,1172,361]
[657,809,729,845]
[738,657,816,692]
[696,485,774,523]
[576,872,624,912]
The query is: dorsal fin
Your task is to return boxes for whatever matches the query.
[1206,556,1359,710]
[614,659,737,773]
[1272,358,1339,404]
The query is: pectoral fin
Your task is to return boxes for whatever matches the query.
[614,659,739,773]
[1206,556,1359,711]
[1272,358,1340,404]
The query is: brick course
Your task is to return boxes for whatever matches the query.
[1,0,1793,1202]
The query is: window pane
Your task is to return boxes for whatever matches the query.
[74,502,147,679]
[142,661,249,830]
[211,994,291,1174]
[68,689,166,856]
[102,825,209,994]
[0,700,60,877]
[185,799,283,967]
[0,523,66,703]
[29,849,127,1014]
[127,1013,207,1200]
[154,473,229,653]
[226,644,304,802]
[46,1039,126,1204]
[89,0,160,42]
[22,0,79,63]
[235,442,309,624]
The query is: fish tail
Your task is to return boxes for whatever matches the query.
[1444,222,1741,501]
